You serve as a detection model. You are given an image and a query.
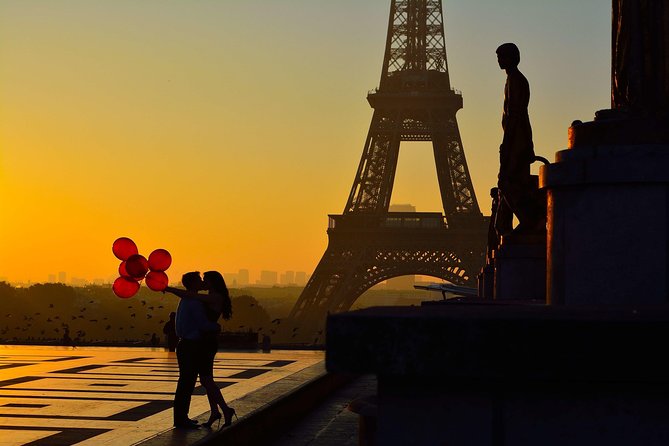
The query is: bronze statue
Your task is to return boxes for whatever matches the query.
[612,0,669,114]
[494,43,540,236]
[486,187,501,261]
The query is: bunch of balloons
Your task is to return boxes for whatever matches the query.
[112,237,172,298]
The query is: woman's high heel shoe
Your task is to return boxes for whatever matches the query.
[222,406,237,427]
[202,410,221,429]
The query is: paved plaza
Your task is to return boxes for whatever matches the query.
[0,345,324,446]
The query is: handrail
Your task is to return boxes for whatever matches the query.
[329,213,447,230]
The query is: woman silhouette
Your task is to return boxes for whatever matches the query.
[199,271,236,427]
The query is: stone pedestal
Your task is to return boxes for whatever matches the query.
[478,263,495,298]
[493,234,546,301]
[541,136,669,305]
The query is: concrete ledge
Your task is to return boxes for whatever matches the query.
[198,370,353,445]
[327,305,669,445]
[326,304,669,383]
[540,144,669,187]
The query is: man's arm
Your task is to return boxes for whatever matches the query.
[163,286,219,306]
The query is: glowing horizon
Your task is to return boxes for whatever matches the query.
[0,0,609,284]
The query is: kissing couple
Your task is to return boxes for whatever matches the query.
[164,270,237,429]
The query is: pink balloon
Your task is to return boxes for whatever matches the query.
[146,271,169,291]
[125,254,149,279]
[148,249,172,272]
[112,277,140,298]
[112,237,138,261]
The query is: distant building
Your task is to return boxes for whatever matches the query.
[295,271,307,286]
[280,271,295,285]
[258,270,278,286]
[48,274,56,283]
[58,272,66,284]
[223,273,238,287]
[389,203,416,212]
[237,269,250,286]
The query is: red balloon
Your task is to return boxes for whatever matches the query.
[119,261,130,278]
[148,249,172,272]
[113,277,140,298]
[125,254,149,279]
[112,237,138,261]
[146,271,169,291]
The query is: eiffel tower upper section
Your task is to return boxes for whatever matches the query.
[344,0,480,221]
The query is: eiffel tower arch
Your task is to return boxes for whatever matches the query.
[284,0,488,343]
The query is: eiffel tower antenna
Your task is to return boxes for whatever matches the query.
[284,0,487,342]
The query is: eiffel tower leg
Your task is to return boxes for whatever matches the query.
[431,111,479,218]
[287,243,370,343]
[346,110,401,214]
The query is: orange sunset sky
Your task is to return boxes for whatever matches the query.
[0,0,609,284]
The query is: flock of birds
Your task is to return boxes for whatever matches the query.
[0,299,171,341]
[0,296,300,343]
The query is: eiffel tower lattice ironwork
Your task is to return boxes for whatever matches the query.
[286,0,488,342]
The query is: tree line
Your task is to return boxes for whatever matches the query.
[0,282,272,346]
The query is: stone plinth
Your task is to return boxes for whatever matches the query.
[494,234,546,301]
[478,263,494,298]
[540,141,669,305]
[327,304,669,445]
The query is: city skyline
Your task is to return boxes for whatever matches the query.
[0,1,609,283]
[5,268,427,290]
[3,268,312,287]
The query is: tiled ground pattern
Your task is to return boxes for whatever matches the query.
[0,346,323,446]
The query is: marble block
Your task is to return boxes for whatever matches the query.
[541,143,669,305]
[493,235,546,301]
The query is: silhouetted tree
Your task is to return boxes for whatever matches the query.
[225,295,271,333]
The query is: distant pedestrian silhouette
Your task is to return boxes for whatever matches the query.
[262,334,271,353]
[163,312,178,352]
[61,326,74,347]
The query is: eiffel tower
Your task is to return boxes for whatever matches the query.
[284,0,488,343]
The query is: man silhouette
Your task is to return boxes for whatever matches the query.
[495,42,537,235]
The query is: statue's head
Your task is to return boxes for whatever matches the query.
[496,43,520,69]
